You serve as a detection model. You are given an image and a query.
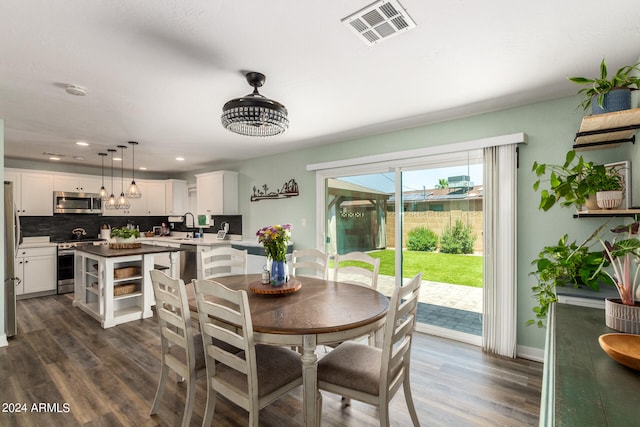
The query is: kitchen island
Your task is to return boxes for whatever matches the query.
[73,244,180,328]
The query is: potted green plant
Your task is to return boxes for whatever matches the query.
[568,58,640,114]
[592,221,640,333]
[532,150,624,211]
[528,233,613,327]
[110,227,140,243]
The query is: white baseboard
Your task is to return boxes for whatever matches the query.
[415,324,545,363]
[0,333,8,348]
[516,345,544,362]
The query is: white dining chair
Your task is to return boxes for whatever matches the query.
[291,248,330,279]
[149,269,205,427]
[193,278,304,427]
[333,251,381,290]
[200,246,247,279]
[317,273,423,427]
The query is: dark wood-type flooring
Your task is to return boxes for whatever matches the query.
[0,295,542,426]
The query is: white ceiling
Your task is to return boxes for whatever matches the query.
[2,0,640,173]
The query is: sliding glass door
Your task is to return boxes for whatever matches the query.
[400,154,483,344]
[323,150,483,344]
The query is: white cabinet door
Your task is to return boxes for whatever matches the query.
[126,181,148,216]
[15,247,56,296]
[4,169,53,216]
[165,179,187,216]
[54,174,102,193]
[20,172,53,216]
[23,255,57,294]
[196,171,238,215]
[145,181,166,215]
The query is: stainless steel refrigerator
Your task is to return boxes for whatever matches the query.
[4,181,20,337]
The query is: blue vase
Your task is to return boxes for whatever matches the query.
[271,260,287,287]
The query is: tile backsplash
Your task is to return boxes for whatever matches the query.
[20,214,242,242]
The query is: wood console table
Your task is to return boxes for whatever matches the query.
[540,303,640,426]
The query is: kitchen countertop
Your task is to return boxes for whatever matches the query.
[75,243,181,258]
[139,234,239,246]
[18,236,57,249]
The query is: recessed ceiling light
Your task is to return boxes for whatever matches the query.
[76,141,89,146]
[113,157,122,161]
[176,157,185,161]
[139,166,147,171]
[73,156,85,160]
[49,157,61,161]
[65,85,86,96]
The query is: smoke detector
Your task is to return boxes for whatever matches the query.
[342,0,416,46]
[65,84,87,96]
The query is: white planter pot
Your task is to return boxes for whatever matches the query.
[605,298,640,334]
[596,190,623,209]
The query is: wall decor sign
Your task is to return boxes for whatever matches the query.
[251,179,299,201]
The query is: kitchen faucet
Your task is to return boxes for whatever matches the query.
[183,212,195,229]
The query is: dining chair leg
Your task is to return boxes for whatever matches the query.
[341,396,351,407]
[149,363,168,415]
[379,402,390,427]
[403,376,420,426]
[202,388,216,427]
[182,378,196,427]
[316,391,323,426]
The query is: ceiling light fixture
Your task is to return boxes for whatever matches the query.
[115,145,130,210]
[221,71,288,137]
[126,141,142,199]
[105,149,117,210]
[76,141,89,146]
[65,84,87,96]
[98,152,109,201]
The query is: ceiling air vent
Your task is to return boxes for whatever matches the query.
[342,0,416,46]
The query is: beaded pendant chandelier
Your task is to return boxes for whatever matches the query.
[221,72,288,137]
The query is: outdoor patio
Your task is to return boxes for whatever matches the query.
[341,272,483,336]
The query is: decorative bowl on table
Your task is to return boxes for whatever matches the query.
[598,333,640,371]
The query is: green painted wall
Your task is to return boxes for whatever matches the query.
[209,94,632,350]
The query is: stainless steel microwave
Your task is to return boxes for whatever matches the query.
[53,191,102,214]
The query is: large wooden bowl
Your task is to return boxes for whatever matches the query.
[598,333,640,371]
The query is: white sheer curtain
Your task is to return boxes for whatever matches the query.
[482,144,518,357]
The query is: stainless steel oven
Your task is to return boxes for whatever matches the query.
[56,240,107,294]
[56,246,75,294]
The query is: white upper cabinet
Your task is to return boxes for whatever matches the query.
[195,171,238,215]
[5,169,53,216]
[54,174,102,194]
[4,168,191,217]
[165,179,187,216]
[144,180,166,216]
[102,179,166,216]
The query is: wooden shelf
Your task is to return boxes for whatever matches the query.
[573,208,640,218]
[573,108,640,150]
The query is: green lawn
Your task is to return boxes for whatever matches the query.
[336,249,483,288]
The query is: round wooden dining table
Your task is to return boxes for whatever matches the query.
[187,273,390,427]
